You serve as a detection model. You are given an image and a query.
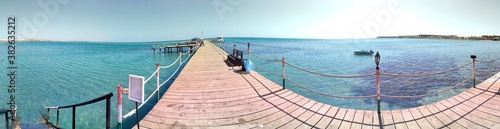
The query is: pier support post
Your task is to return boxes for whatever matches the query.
[471,55,476,87]
[282,57,286,89]
[117,84,123,129]
[374,52,384,128]
[374,52,381,114]
[156,64,160,101]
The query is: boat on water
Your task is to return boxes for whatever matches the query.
[354,50,374,55]
[215,35,224,43]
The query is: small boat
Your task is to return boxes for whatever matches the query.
[215,35,224,43]
[354,50,374,55]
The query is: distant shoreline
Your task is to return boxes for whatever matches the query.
[2,35,499,43]
[378,34,500,41]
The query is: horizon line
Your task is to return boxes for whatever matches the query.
[2,34,499,43]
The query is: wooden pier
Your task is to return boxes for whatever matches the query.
[135,41,500,128]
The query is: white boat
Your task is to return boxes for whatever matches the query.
[354,50,374,55]
[215,35,224,43]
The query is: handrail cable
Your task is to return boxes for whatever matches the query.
[251,53,280,62]
[380,62,472,77]
[44,93,113,129]
[285,62,376,78]
[123,49,192,119]
[284,77,377,99]
[254,64,282,77]
[476,57,500,63]
[380,76,473,98]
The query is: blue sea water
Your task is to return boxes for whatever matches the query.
[0,38,499,128]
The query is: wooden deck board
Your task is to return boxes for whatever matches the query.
[314,106,336,128]
[133,41,500,128]
[417,106,449,128]
[329,108,347,128]
[408,108,434,129]
[381,111,396,129]
[391,110,409,129]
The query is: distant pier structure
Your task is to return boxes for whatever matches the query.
[152,41,199,53]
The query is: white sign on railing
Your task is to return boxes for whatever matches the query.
[128,74,145,103]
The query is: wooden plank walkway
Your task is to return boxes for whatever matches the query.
[135,41,500,129]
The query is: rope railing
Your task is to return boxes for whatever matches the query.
[380,76,474,98]
[160,52,192,86]
[254,64,282,77]
[159,54,182,69]
[122,48,193,119]
[251,53,376,78]
[284,77,377,99]
[476,57,500,63]
[285,62,377,78]
[251,53,280,62]
[380,62,472,77]
[143,66,162,83]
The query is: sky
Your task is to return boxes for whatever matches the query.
[1,0,499,42]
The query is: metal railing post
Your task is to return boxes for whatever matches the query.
[72,107,76,129]
[376,67,381,114]
[117,84,123,129]
[471,55,476,87]
[135,102,140,129]
[156,64,160,100]
[5,112,8,129]
[56,109,60,127]
[282,57,286,89]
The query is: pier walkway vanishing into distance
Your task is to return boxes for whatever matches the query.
[133,41,500,128]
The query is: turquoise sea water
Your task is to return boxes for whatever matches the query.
[0,41,191,128]
[0,38,499,128]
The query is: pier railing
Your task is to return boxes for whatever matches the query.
[223,43,500,114]
[44,93,113,129]
[0,109,14,129]
[117,48,194,129]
